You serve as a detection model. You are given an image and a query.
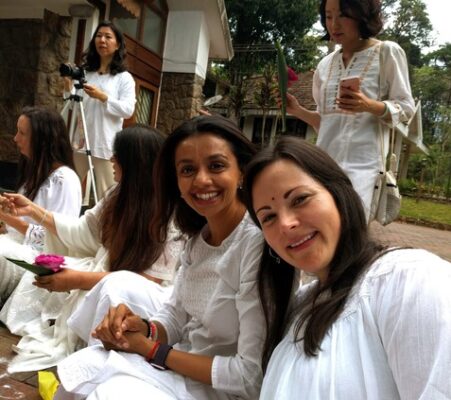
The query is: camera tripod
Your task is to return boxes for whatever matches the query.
[61,89,99,205]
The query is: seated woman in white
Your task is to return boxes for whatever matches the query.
[244,136,451,399]
[0,106,81,306]
[0,125,183,373]
[55,115,266,400]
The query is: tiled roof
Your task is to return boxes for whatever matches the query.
[209,71,316,115]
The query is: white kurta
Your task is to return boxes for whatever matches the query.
[57,214,266,400]
[71,71,136,160]
[313,41,415,218]
[260,249,451,400]
[0,198,183,373]
[0,166,81,304]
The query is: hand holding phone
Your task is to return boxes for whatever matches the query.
[339,76,360,98]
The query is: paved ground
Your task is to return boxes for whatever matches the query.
[369,220,451,261]
[0,221,450,398]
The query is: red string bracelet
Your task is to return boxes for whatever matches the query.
[146,340,160,362]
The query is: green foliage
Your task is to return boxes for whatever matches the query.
[253,64,276,112]
[287,35,325,72]
[224,0,318,82]
[381,0,432,66]
[275,41,288,132]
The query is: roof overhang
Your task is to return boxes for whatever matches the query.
[0,0,91,18]
[166,0,233,61]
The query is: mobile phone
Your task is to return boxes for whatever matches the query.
[0,187,14,195]
[339,76,360,97]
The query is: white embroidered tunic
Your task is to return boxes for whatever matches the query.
[313,41,415,218]
[57,214,266,400]
[260,249,451,400]
[0,166,81,302]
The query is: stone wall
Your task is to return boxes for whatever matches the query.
[157,72,204,135]
[0,10,71,162]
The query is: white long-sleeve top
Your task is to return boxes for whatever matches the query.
[56,213,265,400]
[260,249,451,400]
[2,195,183,373]
[13,166,82,250]
[313,41,415,217]
[70,70,136,160]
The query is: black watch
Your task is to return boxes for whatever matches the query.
[150,343,173,370]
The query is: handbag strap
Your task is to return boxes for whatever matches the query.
[377,42,387,173]
[377,42,397,174]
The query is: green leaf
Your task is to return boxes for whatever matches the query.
[275,40,288,133]
[5,257,56,276]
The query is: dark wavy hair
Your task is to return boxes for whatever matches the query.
[320,0,383,40]
[152,115,256,241]
[16,106,75,201]
[81,21,127,75]
[99,124,165,272]
[243,137,385,369]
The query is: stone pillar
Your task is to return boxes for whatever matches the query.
[157,72,204,134]
[156,10,208,134]
[0,10,71,162]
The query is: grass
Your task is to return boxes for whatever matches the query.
[400,196,451,226]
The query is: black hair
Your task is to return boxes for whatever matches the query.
[100,124,166,272]
[81,21,127,75]
[320,0,383,40]
[152,114,256,240]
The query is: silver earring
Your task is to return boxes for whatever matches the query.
[268,247,280,264]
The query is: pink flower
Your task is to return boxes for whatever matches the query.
[34,254,65,272]
[287,67,299,87]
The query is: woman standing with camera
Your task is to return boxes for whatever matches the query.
[64,21,136,199]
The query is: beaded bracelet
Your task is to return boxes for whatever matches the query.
[141,318,151,338]
[150,321,158,341]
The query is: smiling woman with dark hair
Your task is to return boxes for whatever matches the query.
[244,136,451,399]
[54,115,266,400]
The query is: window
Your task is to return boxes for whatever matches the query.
[110,0,167,55]
[135,86,155,125]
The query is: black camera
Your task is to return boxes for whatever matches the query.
[59,63,86,82]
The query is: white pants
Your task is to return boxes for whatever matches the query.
[74,152,114,200]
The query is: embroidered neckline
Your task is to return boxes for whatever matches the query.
[322,43,381,116]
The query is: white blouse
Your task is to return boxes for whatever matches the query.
[56,214,266,400]
[17,166,81,250]
[313,41,415,217]
[260,249,451,400]
[69,71,136,160]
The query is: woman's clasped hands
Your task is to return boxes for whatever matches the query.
[92,304,150,353]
